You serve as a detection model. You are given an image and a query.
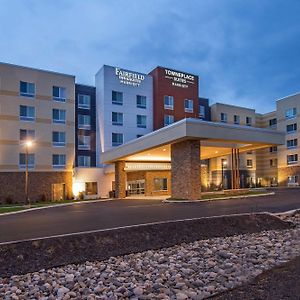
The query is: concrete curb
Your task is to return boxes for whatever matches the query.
[0,198,115,217]
[163,192,275,203]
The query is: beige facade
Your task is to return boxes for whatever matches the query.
[0,62,75,203]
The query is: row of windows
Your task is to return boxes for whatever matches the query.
[220,113,252,126]
[221,159,253,168]
[112,91,147,108]
[112,112,147,128]
[19,154,66,168]
[20,81,67,102]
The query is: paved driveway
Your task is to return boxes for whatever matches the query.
[0,188,299,243]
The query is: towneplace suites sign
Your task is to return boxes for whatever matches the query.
[164,69,195,88]
[115,68,145,87]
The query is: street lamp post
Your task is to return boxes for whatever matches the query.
[25,140,33,207]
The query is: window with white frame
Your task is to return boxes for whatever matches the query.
[153,178,168,191]
[137,115,147,128]
[287,139,298,149]
[164,95,174,110]
[269,118,277,128]
[285,108,297,119]
[288,175,299,184]
[52,109,66,124]
[184,99,193,113]
[136,95,146,108]
[52,131,66,147]
[199,105,205,119]
[164,115,174,126]
[287,123,297,133]
[78,155,91,167]
[20,105,35,121]
[246,116,252,126]
[78,94,91,109]
[287,154,298,164]
[270,146,278,153]
[20,129,35,143]
[20,81,35,97]
[53,86,66,102]
[234,115,240,124]
[78,114,91,129]
[246,159,253,168]
[52,154,66,168]
[112,112,123,126]
[220,113,227,123]
[112,91,123,105]
[19,153,35,169]
[112,133,123,147]
[78,135,90,150]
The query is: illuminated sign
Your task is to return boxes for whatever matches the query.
[115,68,145,87]
[164,69,195,88]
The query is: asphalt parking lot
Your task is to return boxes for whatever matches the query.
[0,188,299,243]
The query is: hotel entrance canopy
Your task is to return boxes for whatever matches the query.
[101,118,284,200]
[101,118,285,164]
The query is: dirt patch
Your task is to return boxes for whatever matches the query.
[0,213,292,278]
[211,255,300,300]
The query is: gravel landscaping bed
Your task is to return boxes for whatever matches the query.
[0,212,299,300]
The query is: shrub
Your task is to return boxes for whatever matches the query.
[39,194,47,202]
[5,196,13,205]
[78,192,85,200]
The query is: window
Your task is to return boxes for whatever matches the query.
[247,151,253,155]
[285,108,297,119]
[53,86,66,102]
[112,91,123,105]
[246,116,252,126]
[20,105,35,121]
[112,133,123,147]
[164,95,174,110]
[52,131,66,147]
[136,95,146,108]
[78,94,91,109]
[184,99,194,113]
[199,105,205,119]
[288,175,299,184]
[270,159,278,167]
[287,123,297,133]
[234,115,240,125]
[78,155,91,167]
[287,154,298,164]
[20,129,35,143]
[287,139,298,149]
[153,178,168,191]
[246,159,253,168]
[20,81,35,97]
[78,114,91,129]
[112,112,123,126]
[270,146,278,153]
[85,182,98,195]
[52,154,66,168]
[137,115,147,128]
[220,113,227,123]
[164,115,174,126]
[269,118,277,128]
[136,134,143,138]
[52,109,66,124]
[19,153,35,169]
[78,135,90,150]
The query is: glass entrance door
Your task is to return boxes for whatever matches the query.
[127,180,145,195]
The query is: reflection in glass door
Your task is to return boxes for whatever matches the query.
[127,180,145,195]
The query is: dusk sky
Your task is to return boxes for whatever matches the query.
[1,0,299,113]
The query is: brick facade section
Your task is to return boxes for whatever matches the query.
[171,140,201,200]
[0,172,73,204]
[115,161,126,198]
[278,166,300,186]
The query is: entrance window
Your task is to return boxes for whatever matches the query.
[220,113,227,123]
[85,182,98,195]
[153,178,168,191]
[234,115,240,125]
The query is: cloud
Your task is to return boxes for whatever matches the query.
[0,0,299,113]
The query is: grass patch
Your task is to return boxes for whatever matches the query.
[0,206,28,214]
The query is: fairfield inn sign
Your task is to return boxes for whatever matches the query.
[115,68,145,87]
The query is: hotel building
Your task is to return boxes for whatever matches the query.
[0,61,299,202]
